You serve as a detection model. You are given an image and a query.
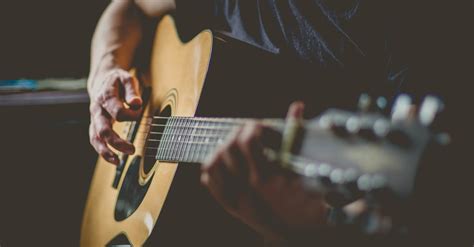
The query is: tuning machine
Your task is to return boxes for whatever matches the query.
[418,95,444,126]
[358,93,389,113]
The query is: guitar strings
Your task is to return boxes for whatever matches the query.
[135,116,290,126]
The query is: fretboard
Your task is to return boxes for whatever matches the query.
[146,116,284,163]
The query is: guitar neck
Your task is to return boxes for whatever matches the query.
[147,116,286,163]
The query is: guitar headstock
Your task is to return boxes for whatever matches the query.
[283,94,448,204]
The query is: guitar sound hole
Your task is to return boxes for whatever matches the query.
[142,106,171,175]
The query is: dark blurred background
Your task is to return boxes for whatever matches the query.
[0,1,108,79]
[0,1,108,246]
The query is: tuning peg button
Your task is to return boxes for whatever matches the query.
[419,95,444,126]
[391,94,412,121]
[357,174,372,191]
[358,93,372,112]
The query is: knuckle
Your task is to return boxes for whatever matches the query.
[96,143,107,155]
[121,73,133,83]
[250,123,263,136]
[99,149,109,157]
[240,133,254,147]
[97,125,112,139]
[105,103,124,120]
[102,88,117,102]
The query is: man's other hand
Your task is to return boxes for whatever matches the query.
[201,102,329,241]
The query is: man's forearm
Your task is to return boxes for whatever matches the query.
[88,0,144,90]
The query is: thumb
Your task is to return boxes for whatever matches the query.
[121,73,142,110]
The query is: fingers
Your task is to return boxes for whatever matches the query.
[94,108,135,154]
[89,120,119,165]
[237,122,268,188]
[101,95,137,122]
[96,70,142,121]
[201,153,236,208]
[203,126,266,210]
[120,72,143,110]
[89,103,135,164]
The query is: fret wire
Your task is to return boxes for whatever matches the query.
[162,118,173,160]
[189,121,199,162]
[169,117,180,161]
[201,121,213,162]
[173,118,182,160]
[158,118,171,160]
[187,118,196,162]
[183,119,193,162]
[203,119,216,162]
[178,118,188,162]
[176,117,187,161]
[182,118,190,162]
[155,119,163,159]
[201,120,224,162]
[155,121,162,159]
[185,118,195,162]
[195,120,207,163]
[193,120,203,163]
[167,117,178,161]
[198,120,211,162]
[164,117,174,160]
[199,119,211,162]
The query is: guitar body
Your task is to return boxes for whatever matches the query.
[81,15,213,246]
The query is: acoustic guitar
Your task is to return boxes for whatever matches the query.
[81,15,446,246]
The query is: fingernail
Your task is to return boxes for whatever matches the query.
[109,156,119,165]
[128,98,143,110]
[127,146,135,155]
[129,103,142,111]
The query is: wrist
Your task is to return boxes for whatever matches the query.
[88,55,124,92]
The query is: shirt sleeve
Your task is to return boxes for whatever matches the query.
[173,0,284,54]
[174,0,379,67]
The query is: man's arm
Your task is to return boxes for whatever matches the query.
[88,0,174,164]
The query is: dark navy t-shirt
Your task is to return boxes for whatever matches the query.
[174,0,417,98]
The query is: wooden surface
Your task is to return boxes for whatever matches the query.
[80,15,213,246]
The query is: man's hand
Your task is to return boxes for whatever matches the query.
[88,68,143,165]
[201,102,329,242]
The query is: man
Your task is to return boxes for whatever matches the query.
[87,0,470,246]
